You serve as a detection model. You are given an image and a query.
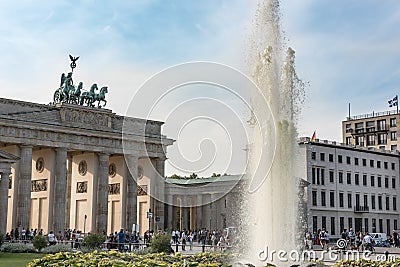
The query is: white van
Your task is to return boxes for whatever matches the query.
[369,233,388,243]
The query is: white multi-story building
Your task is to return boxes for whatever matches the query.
[299,137,400,238]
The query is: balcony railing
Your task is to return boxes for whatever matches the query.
[354,205,369,213]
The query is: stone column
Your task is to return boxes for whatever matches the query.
[17,145,33,229]
[125,154,138,231]
[196,194,203,229]
[52,148,68,234]
[167,194,173,230]
[182,195,189,230]
[154,158,165,229]
[65,154,73,228]
[96,153,109,234]
[0,169,12,234]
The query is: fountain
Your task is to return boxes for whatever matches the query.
[242,0,307,266]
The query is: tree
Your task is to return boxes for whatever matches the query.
[189,173,198,179]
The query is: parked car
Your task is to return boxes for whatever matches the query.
[369,233,388,243]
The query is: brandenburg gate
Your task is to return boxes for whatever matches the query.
[0,56,173,235]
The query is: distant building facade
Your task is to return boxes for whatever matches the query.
[299,137,400,238]
[342,110,399,151]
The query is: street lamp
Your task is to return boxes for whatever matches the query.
[147,209,153,232]
[84,214,87,236]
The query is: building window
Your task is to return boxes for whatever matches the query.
[331,217,336,235]
[378,133,387,145]
[311,152,316,160]
[370,160,374,168]
[393,197,397,211]
[355,122,364,131]
[364,194,368,207]
[385,177,389,188]
[384,162,388,169]
[329,170,334,183]
[378,195,382,210]
[338,155,343,163]
[312,191,317,206]
[378,176,382,187]
[320,153,325,161]
[321,191,326,206]
[395,220,398,231]
[339,193,344,207]
[348,217,353,229]
[312,168,316,184]
[391,131,397,141]
[329,154,334,162]
[355,194,360,208]
[339,171,343,183]
[355,173,359,185]
[346,156,351,164]
[378,119,386,131]
[386,196,390,210]
[371,195,376,209]
[330,191,335,207]
[367,135,375,146]
[372,218,377,232]
[391,145,397,151]
[387,219,391,235]
[390,118,396,127]
[340,217,345,232]
[363,174,367,186]
[322,216,326,229]
[392,178,396,189]
[356,136,365,146]
[377,161,381,168]
[362,158,367,166]
[365,218,369,233]
[312,167,325,185]
[347,172,351,184]
[354,157,359,165]
[392,162,396,170]
[379,219,383,233]
[371,175,375,187]
[347,193,352,208]
[313,216,318,233]
[346,137,351,145]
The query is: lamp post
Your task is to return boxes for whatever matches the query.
[147,209,153,232]
[84,214,87,236]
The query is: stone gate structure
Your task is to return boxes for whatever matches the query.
[0,98,173,235]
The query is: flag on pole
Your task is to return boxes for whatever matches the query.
[388,95,398,107]
[311,131,316,142]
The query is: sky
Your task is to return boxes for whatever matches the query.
[1,0,400,176]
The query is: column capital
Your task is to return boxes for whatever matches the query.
[19,144,33,149]
[55,147,68,152]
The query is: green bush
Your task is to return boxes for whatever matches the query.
[41,243,73,254]
[83,233,106,249]
[0,242,37,253]
[333,258,399,266]
[149,233,173,253]
[27,251,233,267]
[32,234,48,251]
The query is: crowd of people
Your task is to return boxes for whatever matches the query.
[304,228,400,251]
[171,228,233,251]
[3,226,235,253]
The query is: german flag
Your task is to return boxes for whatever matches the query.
[311,131,316,142]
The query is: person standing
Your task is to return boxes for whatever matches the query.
[48,231,57,246]
[118,229,126,252]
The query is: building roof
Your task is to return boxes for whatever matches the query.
[165,174,243,185]
[299,137,400,157]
